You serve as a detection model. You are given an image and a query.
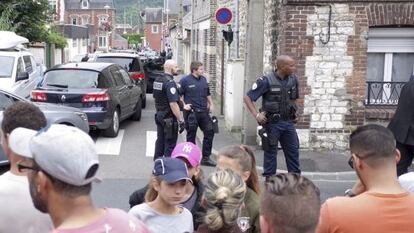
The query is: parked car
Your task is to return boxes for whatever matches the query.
[91,53,147,108]
[143,58,165,94]
[0,88,89,166]
[31,62,142,137]
[0,31,43,99]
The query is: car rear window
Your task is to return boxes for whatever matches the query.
[43,69,105,88]
[95,57,141,72]
[0,56,14,78]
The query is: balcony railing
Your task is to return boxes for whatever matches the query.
[365,81,407,106]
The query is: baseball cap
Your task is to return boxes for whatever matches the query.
[153,157,192,184]
[171,142,201,167]
[8,124,100,186]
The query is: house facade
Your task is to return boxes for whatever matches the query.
[143,8,163,52]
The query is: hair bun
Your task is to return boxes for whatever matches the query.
[215,186,230,202]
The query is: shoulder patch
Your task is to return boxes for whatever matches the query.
[170,87,177,95]
[252,82,258,90]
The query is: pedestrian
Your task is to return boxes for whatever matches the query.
[153,59,185,159]
[196,169,246,233]
[129,142,205,228]
[180,61,216,166]
[129,157,194,233]
[0,102,52,233]
[387,75,414,176]
[8,124,150,232]
[243,55,301,180]
[216,145,261,233]
[316,124,414,233]
[261,173,321,233]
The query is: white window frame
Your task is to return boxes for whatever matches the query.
[72,39,77,48]
[81,15,90,25]
[367,28,414,104]
[98,15,108,25]
[98,36,107,48]
[152,25,159,34]
[81,0,89,9]
[71,17,77,25]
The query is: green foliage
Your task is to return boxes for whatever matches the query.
[122,33,143,46]
[0,0,50,42]
[114,0,163,27]
[47,31,67,49]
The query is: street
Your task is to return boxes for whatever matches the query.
[87,94,355,211]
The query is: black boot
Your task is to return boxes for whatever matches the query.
[201,157,217,167]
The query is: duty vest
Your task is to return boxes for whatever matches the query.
[262,72,298,118]
[153,73,173,112]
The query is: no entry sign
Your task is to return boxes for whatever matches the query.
[215,7,233,25]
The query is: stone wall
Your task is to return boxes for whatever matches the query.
[273,1,414,150]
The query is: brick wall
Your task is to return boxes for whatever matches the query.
[145,23,162,51]
[271,1,414,150]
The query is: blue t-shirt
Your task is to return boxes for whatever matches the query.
[179,74,210,109]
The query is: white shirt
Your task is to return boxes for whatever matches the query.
[0,171,52,233]
[399,172,414,193]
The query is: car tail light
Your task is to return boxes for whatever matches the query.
[31,91,48,102]
[131,72,145,81]
[81,92,110,102]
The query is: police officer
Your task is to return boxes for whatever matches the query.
[180,61,216,166]
[153,59,185,160]
[244,55,301,180]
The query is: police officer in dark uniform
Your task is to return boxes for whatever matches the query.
[244,55,301,179]
[153,59,185,160]
[180,61,216,166]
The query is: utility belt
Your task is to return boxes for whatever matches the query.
[192,107,208,113]
[265,112,290,123]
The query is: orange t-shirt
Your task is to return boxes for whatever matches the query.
[316,192,414,233]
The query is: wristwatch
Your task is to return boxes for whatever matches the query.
[344,189,356,197]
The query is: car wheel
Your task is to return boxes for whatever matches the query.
[141,94,146,109]
[103,109,120,138]
[131,98,142,121]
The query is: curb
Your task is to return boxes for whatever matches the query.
[196,131,357,181]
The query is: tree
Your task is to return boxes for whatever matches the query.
[0,0,50,42]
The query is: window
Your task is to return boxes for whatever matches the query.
[81,15,89,25]
[152,25,159,34]
[110,68,126,86]
[48,0,57,13]
[0,92,15,111]
[366,28,414,105]
[72,17,77,25]
[23,56,33,73]
[43,70,100,88]
[119,69,132,85]
[82,38,87,47]
[98,36,107,48]
[16,58,24,74]
[72,39,78,48]
[98,15,108,25]
[81,0,89,9]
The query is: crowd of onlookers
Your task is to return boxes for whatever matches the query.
[1,102,414,233]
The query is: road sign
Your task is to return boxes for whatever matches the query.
[215,7,233,25]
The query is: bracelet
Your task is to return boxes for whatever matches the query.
[344,189,356,197]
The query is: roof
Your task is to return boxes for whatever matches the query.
[49,62,114,72]
[113,33,128,41]
[65,0,115,10]
[56,24,88,39]
[144,8,163,23]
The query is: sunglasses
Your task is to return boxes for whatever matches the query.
[16,160,41,173]
[348,152,377,169]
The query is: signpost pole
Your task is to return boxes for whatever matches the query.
[220,38,225,116]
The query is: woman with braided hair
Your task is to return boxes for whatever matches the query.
[196,169,246,233]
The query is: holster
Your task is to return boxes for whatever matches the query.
[187,111,198,131]
[211,116,219,134]
[163,118,177,139]
[258,127,278,151]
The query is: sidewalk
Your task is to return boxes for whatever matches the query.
[196,113,357,181]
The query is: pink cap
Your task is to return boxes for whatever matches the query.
[172,142,202,167]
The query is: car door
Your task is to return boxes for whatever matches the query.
[20,55,39,98]
[11,57,27,97]
[119,68,140,111]
[109,66,130,118]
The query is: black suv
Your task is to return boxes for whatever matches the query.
[31,62,142,137]
[93,53,147,108]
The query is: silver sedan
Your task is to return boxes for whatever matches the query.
[0,88,89,165]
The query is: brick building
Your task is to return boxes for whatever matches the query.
[191,0,218,94]
[59,0,116,52]
[264,0,414,150]
[143,8,163,52]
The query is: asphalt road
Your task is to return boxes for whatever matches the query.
[0,94,356,212]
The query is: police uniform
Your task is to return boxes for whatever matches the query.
[180,74,214,161]
[153,73,180,160]
[246,71,301,177]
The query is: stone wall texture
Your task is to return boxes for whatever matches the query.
[274,1,414,150]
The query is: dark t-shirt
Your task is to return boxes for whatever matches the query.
[180,74,211,109]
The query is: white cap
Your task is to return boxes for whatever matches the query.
[9,124,100,186]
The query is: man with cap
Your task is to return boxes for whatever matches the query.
[9,124,150,233]
[153,59,185,159]
[0,102,52,233]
